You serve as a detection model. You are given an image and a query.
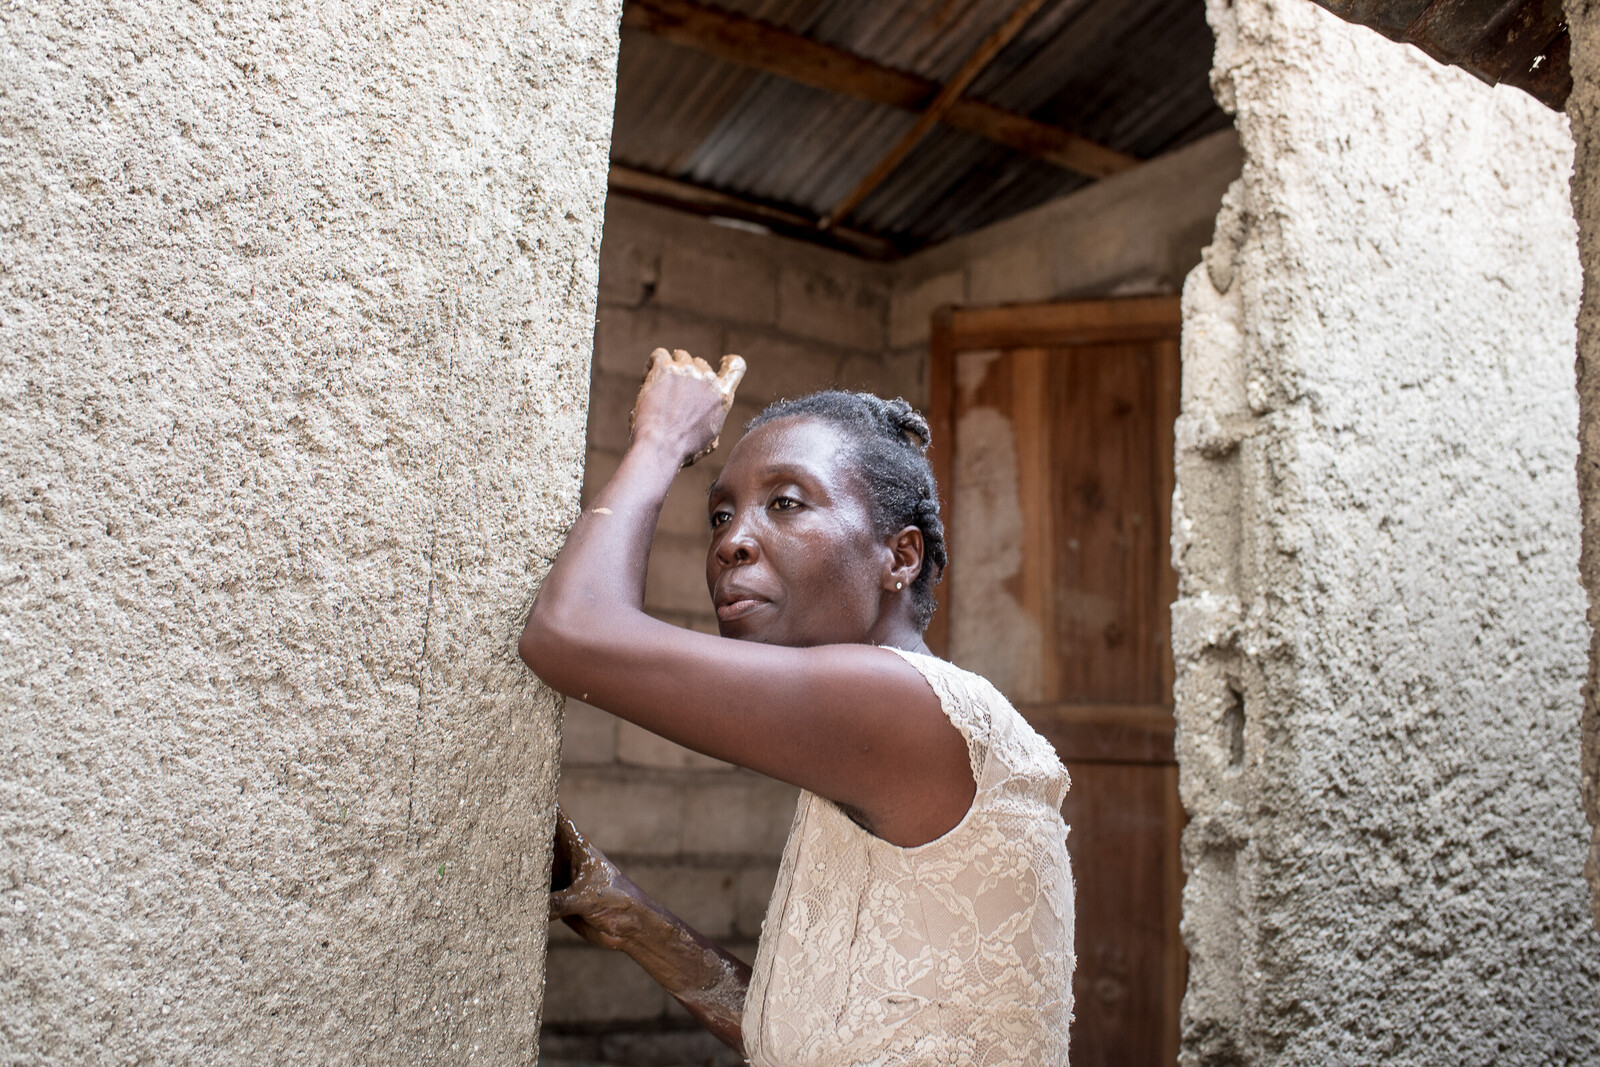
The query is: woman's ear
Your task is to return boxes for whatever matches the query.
[884,526,925,591]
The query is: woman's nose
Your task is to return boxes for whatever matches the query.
[714,518,759,566]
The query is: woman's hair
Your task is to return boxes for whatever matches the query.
[746,391,947,631]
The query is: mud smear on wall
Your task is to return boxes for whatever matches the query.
[950,351,1045,701]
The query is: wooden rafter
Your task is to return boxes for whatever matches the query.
[621,0,1138,182]
[824,0,1052,227]
[607,164,899,259]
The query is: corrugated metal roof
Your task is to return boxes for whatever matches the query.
[609,0,1228,255]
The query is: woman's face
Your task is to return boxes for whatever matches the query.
[705,416,890,646]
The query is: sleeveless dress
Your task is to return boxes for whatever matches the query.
[742,647,1075,1067]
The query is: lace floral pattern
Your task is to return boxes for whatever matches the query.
[744,648,1075,1067]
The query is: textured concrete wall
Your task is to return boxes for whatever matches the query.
[1175,1,1600,1063]
[0,2,618,1061]
[1563,0,1600,933]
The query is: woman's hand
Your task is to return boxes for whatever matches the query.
[549,807,648,951]
[547,806,751,1053]
[629,348,746,467]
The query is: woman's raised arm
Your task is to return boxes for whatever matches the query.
[520,349,741,688]
[520,349,972,848]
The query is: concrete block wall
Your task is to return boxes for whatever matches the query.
[0,1,619,1062]
[1175,0,1600,1063]
[1562,0,1600,933]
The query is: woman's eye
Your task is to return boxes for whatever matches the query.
[771,496,800,511]
[709,510,731,528]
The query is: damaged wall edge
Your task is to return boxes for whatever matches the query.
[1175,0,1600,1062]
[1562,0,1600,934]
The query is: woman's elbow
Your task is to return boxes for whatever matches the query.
[518,598,568,682]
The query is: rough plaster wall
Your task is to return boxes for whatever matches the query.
[1563,0,1600,933]
[0,2,618,1061]
[1175,1,1600,1063]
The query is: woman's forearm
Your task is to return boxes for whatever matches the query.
[617,894,750,1051]
[550,808,750,1050]
[519,437,681,681]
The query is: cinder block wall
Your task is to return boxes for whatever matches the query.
[1176,0,1600,1063]
[0,1,618,1062]
[1562,0,1600,933]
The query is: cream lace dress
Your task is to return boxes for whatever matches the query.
[742,647,1075,1067]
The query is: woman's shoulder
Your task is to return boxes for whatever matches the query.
[879,646,1006,727]
[878,646,1070,804]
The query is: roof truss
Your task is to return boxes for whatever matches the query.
[611,0,1140,252]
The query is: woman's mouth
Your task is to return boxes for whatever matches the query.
[715,597,767,622]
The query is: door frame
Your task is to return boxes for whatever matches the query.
[926,294,1183,659]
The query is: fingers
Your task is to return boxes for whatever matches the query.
[551,807,595,919]
[551,806,578,890]
[647,347,708,375]
[647,347,746,393]
[554,805,580,845]
[715,354,746,409]
[550,885,582,919]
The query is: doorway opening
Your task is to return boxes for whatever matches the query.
[547,2,1231,1064]
[929,295,1186,1064]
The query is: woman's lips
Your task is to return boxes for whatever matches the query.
[715,597,767,622]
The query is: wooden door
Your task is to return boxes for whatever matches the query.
[928,296,1184,1066]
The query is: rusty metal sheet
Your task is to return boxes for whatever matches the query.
[1304,0,1570,108]
[609,0,1226,253]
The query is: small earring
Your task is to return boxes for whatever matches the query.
[895,581,904,590]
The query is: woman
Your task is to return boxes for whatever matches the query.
[520,348,1074,1065]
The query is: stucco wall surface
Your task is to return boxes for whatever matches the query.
[0,1,618,1061]
[1563,0,1600,932]
[1175,0,1600,1063]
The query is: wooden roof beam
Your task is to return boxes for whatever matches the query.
[825,0,1052,227]
[622,0,1138,182]
[607,163,900,259]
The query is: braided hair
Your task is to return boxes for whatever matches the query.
[745,391,947,631]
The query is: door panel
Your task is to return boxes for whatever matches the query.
[930,297,1183,1067]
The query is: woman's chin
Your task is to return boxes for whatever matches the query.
[717,612,800,645]
[718,617,772,642]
